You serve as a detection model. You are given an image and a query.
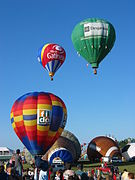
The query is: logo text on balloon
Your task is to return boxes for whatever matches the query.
[37,109,51,125]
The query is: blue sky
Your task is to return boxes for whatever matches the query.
[0,0,135,150]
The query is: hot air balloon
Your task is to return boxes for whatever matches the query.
[38,43,66,80]
[10,92,67,156]
[71,18,116,74]
[122,143,135,161]
[87,136,121,161]
[43,130,81,164]
[80,143,88,160]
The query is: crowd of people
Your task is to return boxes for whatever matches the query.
[0,149,23,179]
[0,149,135,180]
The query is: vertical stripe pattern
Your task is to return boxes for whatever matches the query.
[38,43,66,78]
[10,92,67,155]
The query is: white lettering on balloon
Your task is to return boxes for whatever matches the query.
[47,53,65,61]
[47,45,65,61]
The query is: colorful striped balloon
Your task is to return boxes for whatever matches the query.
[10,92,67,156]
[38,43,66,80]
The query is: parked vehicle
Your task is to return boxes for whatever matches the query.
[129,156,135,162]
[101,156,111,163]
[51,163,65,172]
[111,157,122,163]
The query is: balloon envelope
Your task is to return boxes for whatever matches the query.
[61,130,81,160]
[49,147,73,164]
[10,92,67,156]
[87,136,121,161]
[38,43,66,79]
[43,130,81,164]
[71,18,116,73]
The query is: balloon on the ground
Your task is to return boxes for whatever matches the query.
[10,92,67,156]
[61,130,81,160]
[87,136,121,161]
[80,143,88,160]
[71,18,116,74]
[38,43,66,80]
[43,130,81,164]
[122,143,135,161]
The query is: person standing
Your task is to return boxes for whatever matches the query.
[14,149,23,177]
[34,156,49,180]
[121,169,128,180]
[75,164,83,179]
[39,169,48,180]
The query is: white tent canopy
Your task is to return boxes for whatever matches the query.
[0,147,14,155]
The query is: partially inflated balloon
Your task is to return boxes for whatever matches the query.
[38,43,66,80]
[71,18,116,74]
[87,136,121,161]
[43,130,81,164]
[10,92,67,156]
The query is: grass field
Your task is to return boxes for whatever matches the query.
[23,161,135,173]
[78,161,135,173]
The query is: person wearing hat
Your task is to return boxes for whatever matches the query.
[63,163,74,180]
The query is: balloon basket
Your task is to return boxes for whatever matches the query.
[94,69,97,75]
